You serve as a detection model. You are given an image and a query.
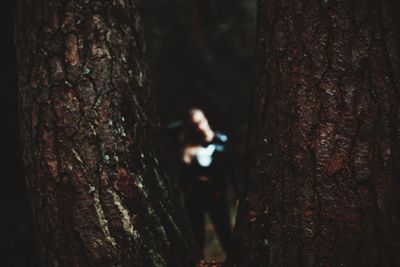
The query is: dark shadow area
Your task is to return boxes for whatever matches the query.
[141,0,256,261]
[0,1,41,266]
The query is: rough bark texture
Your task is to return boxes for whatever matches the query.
[15,0,198,266]
[232,0,400,266]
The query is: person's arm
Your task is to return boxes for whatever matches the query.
[216,132,240,199]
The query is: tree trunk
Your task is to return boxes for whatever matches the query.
[15,0,198,266]
[232,0,400,266]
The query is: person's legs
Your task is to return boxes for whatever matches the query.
[186,192,206,252]
[208,197,232,254]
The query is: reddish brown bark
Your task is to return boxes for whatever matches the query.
[232,0,400,266]
[15,0,198,266]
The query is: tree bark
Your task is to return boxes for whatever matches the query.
[15,0,198,266]
[232,0,400,266]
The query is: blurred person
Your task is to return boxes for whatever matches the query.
[179,108,237,256]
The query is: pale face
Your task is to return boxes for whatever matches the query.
[189,110,215,143]
[190,110,210,134]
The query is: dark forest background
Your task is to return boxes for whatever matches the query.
[1,0,256,265]
[142,0,256,174]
